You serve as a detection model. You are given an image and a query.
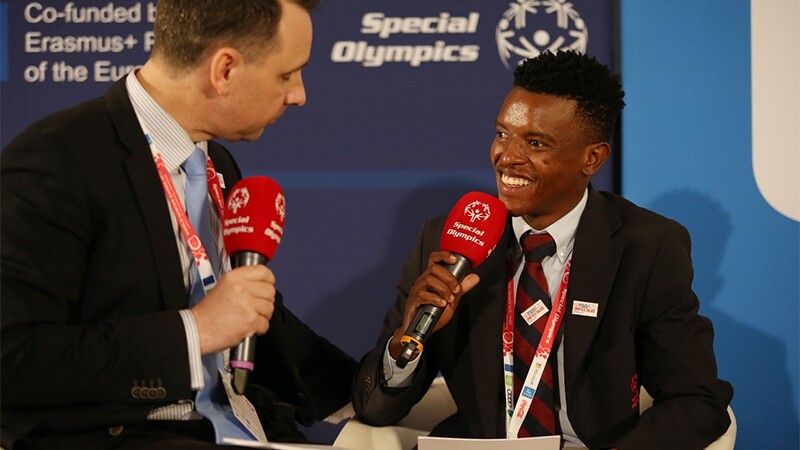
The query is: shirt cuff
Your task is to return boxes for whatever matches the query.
[383,337,421,388]
[179,309,204,390]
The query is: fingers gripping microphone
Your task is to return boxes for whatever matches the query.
[395,192,507,368]
[222,176,286,394]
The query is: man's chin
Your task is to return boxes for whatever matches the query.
[238,128,266,142]
[498,195,531,218]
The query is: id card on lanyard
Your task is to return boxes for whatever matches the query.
[140,128,227,297]
[503,257,572,439]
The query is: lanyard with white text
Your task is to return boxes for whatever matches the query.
[503,257,572,439]
[143,132,226,295]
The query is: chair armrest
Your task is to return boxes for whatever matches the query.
[334,377,457,450]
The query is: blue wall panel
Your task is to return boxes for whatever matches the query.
[621,1,800,447]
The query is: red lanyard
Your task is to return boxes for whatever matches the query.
[152,152,226,262]
[503,254,572,438]
[143,132,226,294]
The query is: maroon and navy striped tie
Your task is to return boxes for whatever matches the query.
[514,231,558,437]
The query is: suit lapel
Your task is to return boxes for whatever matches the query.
[106,79,188,311]
[562,189,623,391]
[207,142,242,199]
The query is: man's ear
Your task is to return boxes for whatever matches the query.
[209,47,243,96]
[583,143,610,176]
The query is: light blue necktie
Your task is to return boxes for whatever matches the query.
[182,148,256,443]
[183,148,220,300]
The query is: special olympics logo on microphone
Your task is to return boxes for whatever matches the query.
[464,200,491,223]
[275,193,286,222]
[496,0,588,69]
[227,187,251,214]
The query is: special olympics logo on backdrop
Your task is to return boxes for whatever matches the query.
[496,0,588,68]
[464,201,491,223]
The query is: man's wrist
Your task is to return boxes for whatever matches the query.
[383,336,420,388]
[388,328,405,360]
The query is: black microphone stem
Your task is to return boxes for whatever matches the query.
[232,252,268,267]
[230,251,267,394]
[441,253,473,280]
[396,253,472,368]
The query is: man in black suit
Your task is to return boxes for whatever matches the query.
[1,0,356,448]
[353,50,733,449]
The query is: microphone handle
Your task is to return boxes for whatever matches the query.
[396,253,472,368]
[229,251,268,394]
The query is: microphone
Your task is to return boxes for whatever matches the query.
[395,192,507,368]
[222,176,286,394]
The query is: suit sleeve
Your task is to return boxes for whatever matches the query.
[352,219,444,426]
[1,134,193,411]
[611,223,733,449]
[248,293,357,427]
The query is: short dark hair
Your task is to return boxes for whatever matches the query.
[514,50,625,142]
[152,0,320,74]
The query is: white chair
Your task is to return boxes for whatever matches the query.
[639,387,737,450]
[333,376,456,450]
[334,377,736,450]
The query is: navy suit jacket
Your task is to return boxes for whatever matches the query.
[1,78,355,447]
[354,188,733,449]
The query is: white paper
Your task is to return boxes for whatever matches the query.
[419,435,560,450]
[220,439,350,449]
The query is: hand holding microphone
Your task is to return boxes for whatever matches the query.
[221,176,286,394]
[394,192,507,368]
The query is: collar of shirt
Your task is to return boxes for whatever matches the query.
[125,70,207,171]
[511,188,588,264]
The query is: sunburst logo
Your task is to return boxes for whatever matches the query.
[275,193,286,222]
[464,201,491,223]
[227,187,250,215]
[496,0,588,69]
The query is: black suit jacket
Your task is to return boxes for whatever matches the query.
[354,188,733,450]
[1,78,355,447]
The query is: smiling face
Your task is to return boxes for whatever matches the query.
[491,87,609,229]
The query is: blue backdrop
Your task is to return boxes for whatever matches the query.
[0,0,616,371]
[621,1,800,448]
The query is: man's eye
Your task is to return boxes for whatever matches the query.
[528,139,542,147]
[495,131,507,139]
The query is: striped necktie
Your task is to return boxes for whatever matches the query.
[514,231,558,437]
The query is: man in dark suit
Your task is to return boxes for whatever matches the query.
[353,50,733,449]
[1,1,356,448]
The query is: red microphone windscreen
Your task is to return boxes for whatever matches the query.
[439,192,507,267]
[222,176,285,261]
